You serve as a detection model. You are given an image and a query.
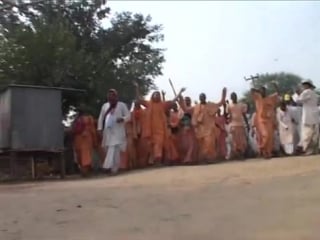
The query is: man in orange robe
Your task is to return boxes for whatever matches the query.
[73,108,98,177]
[192,88,227,163]
[120,117,135,171]
[135,83,185,165]
[215,108,227,160]
[178,96,197,164]
[228,92,250,159]
[130,101,149,168]
[165,102,181,165]
[251,85,279,159]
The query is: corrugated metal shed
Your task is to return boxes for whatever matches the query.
[0,84,83,152]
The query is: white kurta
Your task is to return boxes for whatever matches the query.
[225,124,232,159]
[296,89,320,153]
[248,114,259,154]
[97,102,130,171]
[287,106,302,146]
[277,108,295,154]
[98,102,130,148]
[277,108,294,145]
[296,89,319,125]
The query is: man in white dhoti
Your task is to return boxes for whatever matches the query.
[225,118,232,160]
[296,80,320,155]
[97,89,130,174]
[277,101,295,155]
[249,112,259,155]
[291,90,303,145]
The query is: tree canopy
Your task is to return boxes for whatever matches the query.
[0,0,165,116]
[240,72,304,112]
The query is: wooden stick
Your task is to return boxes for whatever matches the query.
[168,78,178,97]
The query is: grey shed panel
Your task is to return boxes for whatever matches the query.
[0,86,64,151]
[0,90,12,148]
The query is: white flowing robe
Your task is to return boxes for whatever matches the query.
[287,106,302,147]
[248,114,259,154]
[276,108,294,154]
[225,123,232,159]
[97,102,130,171]
[296,89,319,153]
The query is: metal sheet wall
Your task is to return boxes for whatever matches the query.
[0,86,64,151]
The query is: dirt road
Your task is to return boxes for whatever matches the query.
[1,156,320,240]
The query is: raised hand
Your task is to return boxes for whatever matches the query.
[222,87,227,94]
[222,87,227,100]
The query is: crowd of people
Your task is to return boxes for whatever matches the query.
[71,79,320,176]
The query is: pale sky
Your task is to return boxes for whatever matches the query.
[106,1,320,101]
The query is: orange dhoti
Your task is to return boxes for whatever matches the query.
[257,120,274,158]
[252,92,279,159]
[197,132,216,161]
[230,126,247,155]
[135,137,150,168]
[217,130,227,159]
[164,132,180,164]
[120,151,129,170]
[73,115,97,175]
[192,103,221,162]
[150,131,166,162]
[179,127,197,163]
[74,136,93,171]
[141,100,173,164]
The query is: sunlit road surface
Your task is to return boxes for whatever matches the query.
[1,155,320,240]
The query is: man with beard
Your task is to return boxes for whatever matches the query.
[97,89,130,175]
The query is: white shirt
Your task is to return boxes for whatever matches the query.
[276,108,294,144]
[296,89,319,125]
[97,102,130,147]
[287,106,302,126]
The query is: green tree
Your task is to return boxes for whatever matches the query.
[0,0,165,116]
[240,72,303,112]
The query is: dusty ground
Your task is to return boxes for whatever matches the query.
[1,155,320,240]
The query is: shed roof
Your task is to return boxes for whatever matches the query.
[0,84,86,93]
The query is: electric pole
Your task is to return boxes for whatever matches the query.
[244,74,259,88]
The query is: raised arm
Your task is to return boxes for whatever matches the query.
[172,87,186,102]
[271,81,280,95]
[216,87,227,107]
[164,87,187,109]
[296,89,311,104]
[161,90,166,101]
[134,82,148,107]
[178,95,187,112]
[251,88,261,101]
